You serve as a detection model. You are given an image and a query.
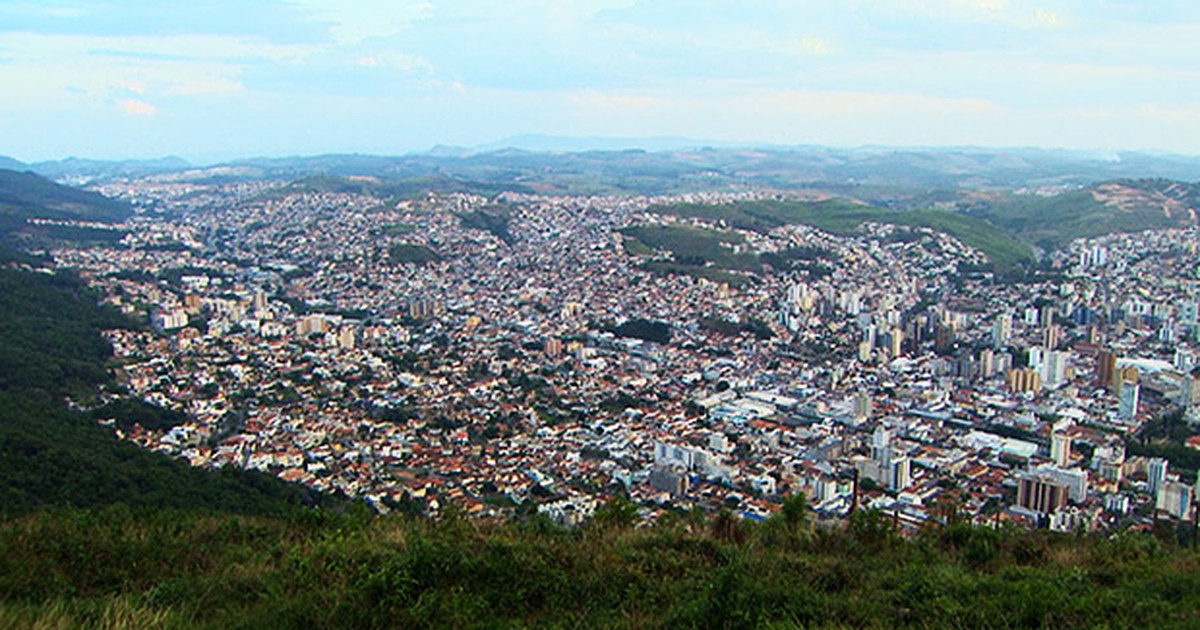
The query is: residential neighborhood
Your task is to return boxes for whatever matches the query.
[52,179,1200,532]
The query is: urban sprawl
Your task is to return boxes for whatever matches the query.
[44,179,1200,532]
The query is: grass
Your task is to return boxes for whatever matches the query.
[0,506,1197,628]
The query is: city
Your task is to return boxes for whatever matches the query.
[46,175,1200,533]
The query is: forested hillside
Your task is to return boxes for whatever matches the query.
[0,256,324,516]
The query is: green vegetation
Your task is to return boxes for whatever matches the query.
[458,207,514,244]
[604,317,673,344]
[900,209,1033,271]
[648,199,1034,271]
[620,224,760,285]
[380,222,416,235]
[0,267,127,400]
[620,224,758,271]
[90,398,188,433]
[0,264,325,517]
[761,246,840,279]
[1128,410,1200,484]
[639,261,753,287]
[0,505,1197,628]
[699,315,774,340]
[0,169,130,224]
[971,182,1199,250]
[261,174,532,201]
[388,243,442,265]
[0,169,131,247]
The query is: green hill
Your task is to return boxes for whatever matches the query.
[0,169,131,246]
[648,199,1034,271]
[262,173,533,201]
[0,260,325,516]
[959,179,1200,250]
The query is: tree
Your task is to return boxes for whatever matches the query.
[781,493,809,531]
[590,495,639,530]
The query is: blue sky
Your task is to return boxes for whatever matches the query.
[1,0,1198,162]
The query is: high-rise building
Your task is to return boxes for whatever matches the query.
[1096,350,1118,390]
[1179,373,1198,409]
[992,312,1012,349]
[648,466,689,497]
[1118,381,1140,420]
[1148,458,1169,497]
[150,308,189,332]
[1007,367,1042,394]
[1115,365,1139,395]
[888,327,903,359]
[979,348,995,379]
[935,321,956,354]
[1041,350,1070,390]
[296,314,327,337]
[871,425,892,466]
[1017,473,1069,515]
[1043,324,1062,350]
[1051,427,1072,468]
[862,323,877,349]
[1033,464,1089,502]
[182,293,203,314]
[888,456,912,491]
[337,326,356,350]
[857,339,873,363]
[1155,480,1194,520]
[408,298,444,319]
[1180,300,1199,326]
[1039,304,1055,328]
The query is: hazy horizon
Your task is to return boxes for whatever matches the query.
[8,136,1200,169]
[3,1,1199,162]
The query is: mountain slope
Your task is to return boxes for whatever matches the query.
[0,169,130,223]
[0,169,132,246]
[963,179,1200,249]
[0,263,325,516]
[649,199,1034,271]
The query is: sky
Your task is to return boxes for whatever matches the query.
[1,0,1199,162]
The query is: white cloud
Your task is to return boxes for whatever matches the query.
[118,98,156,116]
[116,80,146,94]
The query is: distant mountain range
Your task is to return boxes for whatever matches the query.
[3,144,1199,191]
[1,146,1198,261]
[0,156,192,183]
